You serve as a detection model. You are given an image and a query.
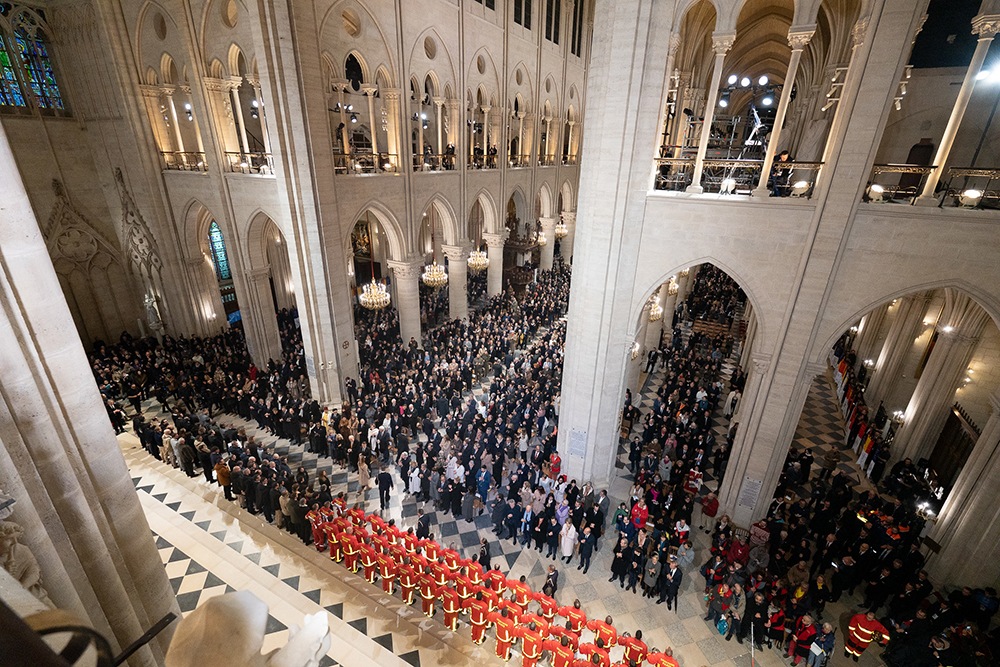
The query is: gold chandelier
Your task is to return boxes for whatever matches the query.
[359,279,391,310]
[358,211,391,310]
[422,211,448,288]
[536,229,547,246]
[667,276,679,296]
[467,248,489,273]
[554,221,568,239]
[422,261,449,288]
[649,297,663,322]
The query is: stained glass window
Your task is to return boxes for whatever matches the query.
[208,222,232,281]
[0,36,25,107]
[15,28,63,110]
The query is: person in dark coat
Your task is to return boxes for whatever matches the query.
[577,526,596,573]
[376,468,394,510]
[610,536,630,588]
[545,516,561,559]
[658,556,683,608]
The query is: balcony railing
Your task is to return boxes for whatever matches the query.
[468,153,499,169]
[161,151,207,171]
[333,152,399,174]
[223,152,274,175]
[413,154,459,172]
[653,158,823,197]
[538,154,557,167]
[862,163,937,203]
[562,154,578,165]
[508,154,531,168]
[937,167,1000,209]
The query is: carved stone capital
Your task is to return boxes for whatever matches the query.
[805,361,828,379]
[668,32,682,57]
[560,211,576,223]
[852,17,869,47]
[482,231,508,248]
[972,14,1000,37]
[361,85,378,96]
[538,217,557,231]
[203,77,227,93]
[387,259,424,281]
[248,267,271,281]
[139,84,162,99]
[441,243,472,262]
[712,32,737,55]
[750,353,771,376]
[787,27,815,50]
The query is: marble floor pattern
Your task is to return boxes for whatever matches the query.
[119,339,887,667]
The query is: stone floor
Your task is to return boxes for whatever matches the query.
[120,347,889,667]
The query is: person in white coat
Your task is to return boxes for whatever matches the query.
[560,520,578,564]
[724,389,741,418]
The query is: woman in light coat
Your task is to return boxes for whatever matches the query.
[358,460,370,500]
[560,520,578,562]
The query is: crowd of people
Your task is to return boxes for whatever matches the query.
[91,256,999,667]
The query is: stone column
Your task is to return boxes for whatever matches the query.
[687,32,735,193]
[659,278,679,342]
[162,86,185,153]
[203,77,241,153]
[248,78,272,154]
[670,72,692,156]
[0,119,178,665]
[866,291,932,408]
[446,98,460,147]
[925,387,1000,587]
[559,210,576,262]
[626,327,646,395]
[435,98,445,154]
[753,28,815,198]
[644,284,670,351]
[565,120,576,160]
[333,81,350,154]
[245,267,283,364]
[854,302,890,370]
[442,244,471,320]
[384,90,402,167]
[229,77,251,155]
[362,86,379,158]
[139,85,172,154]
[484,232,506,297]
[893,290,990,463]
[539,217,557,270]
[186,256,226,336]
[517,111,526,162]
[916,15,1000,205]
[388,259,423,347]
[741,305,758,369]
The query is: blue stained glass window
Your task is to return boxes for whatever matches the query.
[0,37,25,107]
[208,221,232,281]
[15,29,63,110]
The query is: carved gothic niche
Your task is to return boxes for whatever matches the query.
[115,167,164,281]
[45,179,141,346]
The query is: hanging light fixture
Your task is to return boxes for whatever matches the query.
[467,214,490,273]
[358,212,391,310]
[667,276,679,296]
[554,218,568,239]
[649,296,663,322]
[422,211,448,288]
[536,221,547,246]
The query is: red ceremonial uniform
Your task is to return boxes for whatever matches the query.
[468,561,485,586]
[535,592,558,623]
[481,587,500,613]
[542,639,578,667]
[516,626,547,667]
[441,586,462,630]
[846,614,888,657]
[418,572,438,617]
[443,548,462,573]
[371,532,390,555]
[347,507,364,526]
[548,625,580,650]
[431,560,451,587]
[359,542,378,584]
[579,643,611,667]
[647,652,680,667]
[557,605,588,635]
[485,568,507,595]
[341,533,359,572]
[586,619,618,648]
[377,552,397,594]
[455,573,476,608]
[325,523,341,560]
[619,636,648,665]
[463,596,491,644]
[489,612,518,661]
[499,599,523,623]
[422,539,440,561]
[386,524,403,546]
[520,612,549,634]
[306,510,325,549]
[402,532,418,554]
[398,563,418,605]
[509,579,532,612]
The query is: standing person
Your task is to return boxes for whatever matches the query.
[724,583,746,643]
[376,466,394,511]
[697,492,718,532]
[786,615,818,665]
[642,553,662,598]
[358,458,371,502]
[543,564,559,597]
[844,611,888,662]
[657,556,683,608]
[214,457,232,501]
[560,518,578,564]
[577,526,596,573]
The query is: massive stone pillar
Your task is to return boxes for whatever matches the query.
[389,259,423,347]
[644,282,671,351]
[559,210,576,263]
[539,217,557,270]
[854,302,890,370]
[0,119,177,665]
[865,292,931,408]
[925,387,1000,587]
[484,232,506,297]
[687,34,735,193]
[893,290,989,463]
[442,244,470,320]
[244,267,283,363]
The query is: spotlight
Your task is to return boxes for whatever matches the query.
[420,113,427,120]
[758,75,769,86]
[719,91,731,108]
[727,74,738,86]
[740,77,751,88]
[959,188,983,207]
[821,99,837,112]
[346,105,354,112]
[350,113,357,123]
[762,95,773,106]
[422,122,428,129]
[867,183,886,201]
[720,178,737,194]
[943,325,954,333]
